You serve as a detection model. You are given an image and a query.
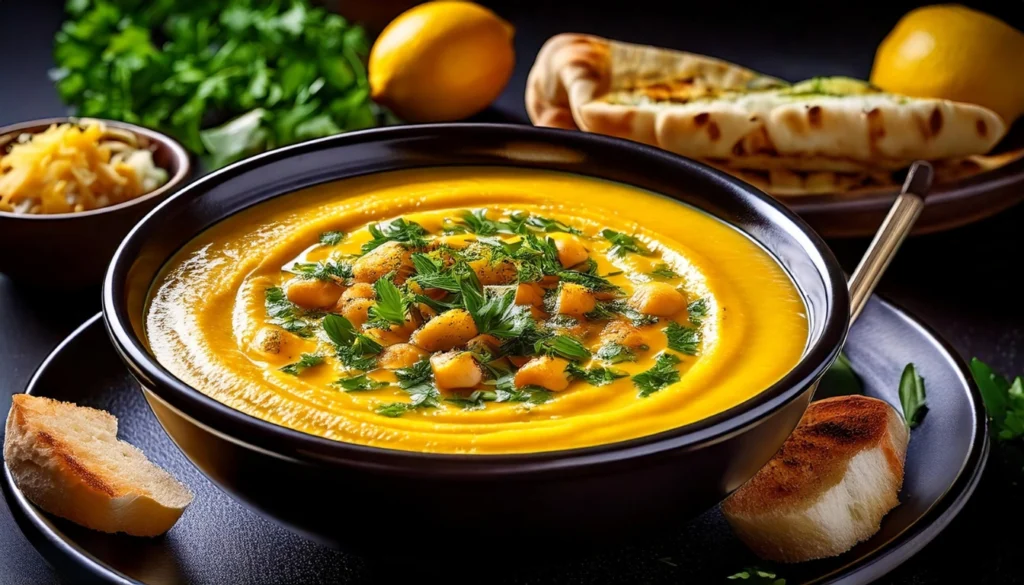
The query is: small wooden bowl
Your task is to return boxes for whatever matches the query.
[0,118,191,289]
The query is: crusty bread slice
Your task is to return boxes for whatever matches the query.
[721,395,909,563]
[4,394,193,537]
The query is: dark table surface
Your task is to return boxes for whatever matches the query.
[2,1,1022,583]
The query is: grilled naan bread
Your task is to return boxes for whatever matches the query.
[527,34,1010,193]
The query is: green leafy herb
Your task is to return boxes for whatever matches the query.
[665,322,701,355]
[334,374,388,392]
[445,390,499,411]
[456,209,503,236]
[586,300,659,327]
[409,253,460,292]
[970,358,1024,440]
[53,0,381,168]
[279,353,324,375]
[323,313,356,346]
[557,269,620,293]
[520,214,583,235]
[323,314,381,370]
[898,363,928,428]
[633,353,682,397]
[457,272,533,338]
[815,352,863,400]
[265,286,313,337]
[319,231,345,246]
[534,335,591,361]
[596,342,640,364]
[361,218,428,253]
[649,263,679,279]
[567,363,628,386]
[366,278,409,328]
[378,358,441,417]
[600,228,650,257]
[727,567,786,584]
[290,259,352,282]
[489,374,555,405]
[686,298,708,325]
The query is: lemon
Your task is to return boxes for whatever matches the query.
[369,1,515,123]
[871,4,1024,124]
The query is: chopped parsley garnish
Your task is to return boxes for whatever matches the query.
[334,374,389,392]
[457,272,533,338]
[556,269,619,293]
[409,253,460,292]
[534,335,591,361]
[596,342,640,364]
[366,278,409,328]
[600,228,650,258]
[290,258,352,282]
[687,298,709,325]
[519,213,583,235]
[279,353,324,375]
[377,358,441,417]
[456,209,503,236]
[649,263,679,279]
[319,231,345,246]
[633,353,682,397]
[665,322,701,355]
[547,314,580,329]
[361,218,428,253]
[586,300,659,326]
[265,286,314,337]
[322,314,382,371]
[488,374,554,404]
[898,364,928,428]
[445,390,498,411]
[567,363,628,386]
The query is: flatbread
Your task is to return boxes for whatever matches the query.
[526,33,1010,193]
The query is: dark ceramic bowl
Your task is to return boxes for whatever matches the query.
[0,118,190,289]
[102,124,849,553]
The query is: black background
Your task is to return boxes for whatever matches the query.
[1,0,1023,583]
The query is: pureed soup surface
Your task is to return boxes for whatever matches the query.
[146,167,808,454]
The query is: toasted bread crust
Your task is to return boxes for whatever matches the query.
[722,395,909,517]
[4,395,192,537]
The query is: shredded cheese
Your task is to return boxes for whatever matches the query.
[0,121,168,214]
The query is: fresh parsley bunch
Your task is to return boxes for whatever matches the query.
[52,0,386,168]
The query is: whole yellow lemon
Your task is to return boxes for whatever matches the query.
[369,1,515,122]
[871,4,1024,124]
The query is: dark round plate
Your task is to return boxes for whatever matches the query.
[3,296,987,585]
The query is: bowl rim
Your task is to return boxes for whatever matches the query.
[0,117,191,220]
[102,123,850,472]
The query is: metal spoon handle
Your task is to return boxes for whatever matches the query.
[847,161,934,324]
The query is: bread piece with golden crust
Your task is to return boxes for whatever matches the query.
[4,395,193,537]
[721,395,910,563]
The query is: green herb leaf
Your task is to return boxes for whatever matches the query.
[567,363,628,386]
[534,335,591,361]
[686,298,709,325]
[366,278,409,328]
[665,322,701,355]
[490,374,555,404]
[323,314,356,346]
[596,342,639,364]
[727,567,786,584]
[361,218,428,253]
[445,390,498,411]
[334,374,388,392]
[290,259,352,282]
[899,363,928,428]
[265,286,313,337]
[556,269,620,293]
[815,352,863,400]
[319,231,345,246]
[375,402,414,417]
[649,263,679,279]
[457,273,534,339]
[455,209,503,236]
[521,214,583,235]
[409,253,461,292]
[633,353,682,397]
[600,228,650,258]
[380,358,441,416]
[280,353,324,375]
[586,300,659,327]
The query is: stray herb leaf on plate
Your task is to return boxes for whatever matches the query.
[898,363,928,428]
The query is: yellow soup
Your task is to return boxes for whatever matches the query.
[146,167,808,454]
